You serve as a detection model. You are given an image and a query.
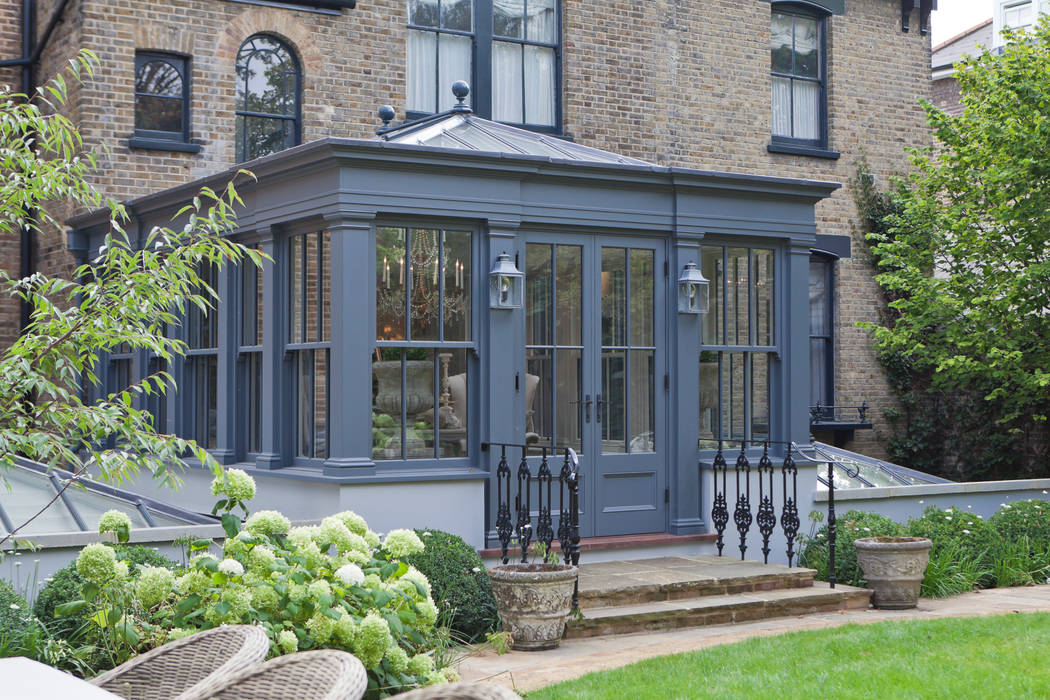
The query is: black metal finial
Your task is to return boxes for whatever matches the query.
[451,81,471,112]
[378,105,396,126]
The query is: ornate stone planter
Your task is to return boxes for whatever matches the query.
[487,564,578,651]
[854,536,932,610]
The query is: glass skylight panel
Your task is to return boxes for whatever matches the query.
[64,487,150,529]
[0,469,80,534]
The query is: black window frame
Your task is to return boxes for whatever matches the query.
[769,3,831,154]
[131,51,202,153]
[406,0,563,134]
[235,34,303,164]
[809,253,834,412]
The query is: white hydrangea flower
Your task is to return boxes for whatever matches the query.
[218,558,245,577]
[335,563,365,586]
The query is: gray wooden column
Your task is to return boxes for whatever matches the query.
[323,211,378,475]
[255,227,285,470]
[784,239,814,446]
[669,238,705,535]
[213,263,237,464]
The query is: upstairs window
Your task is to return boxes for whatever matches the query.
[406,0,561,130]
[134,52,190,143]
[1004,1,1033,30]
[770,6,826,147]
[236,35,302,163]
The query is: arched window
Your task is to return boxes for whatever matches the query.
[235,34,301,163]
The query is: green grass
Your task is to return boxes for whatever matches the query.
[527,614,1050,700]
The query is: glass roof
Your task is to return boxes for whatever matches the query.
[0,458,214,536]
[379,112,654,166]
[807,442,953,490]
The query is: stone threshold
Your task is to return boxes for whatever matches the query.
[479,532,716,559]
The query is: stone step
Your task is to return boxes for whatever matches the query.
[577,555,817,609]
[565,582,872,639]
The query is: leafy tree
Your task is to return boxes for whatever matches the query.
[0,50,261,545]
[863,20,1050,478]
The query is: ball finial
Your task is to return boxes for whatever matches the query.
[451,81,471,112]
[378,105,396,126]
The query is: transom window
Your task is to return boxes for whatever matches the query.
[406,0,561,129]
[134,52,190,143]
[770,6,826,146]
[373,226,473,461]
[699,245,776,446]
[236,34,302,163]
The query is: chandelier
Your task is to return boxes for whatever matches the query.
[377,230,468,332]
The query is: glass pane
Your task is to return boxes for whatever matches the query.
[793,80,820,141]
[305,234,320,343]
[406,29,437,113]
[148,357,168,433]
[238,38,296,116]
[66,488,150,530]
[523,45,556,126]
[809,258,828,336]
[629,350,655,453]
[698,351,719,446]
[296,349,329,459]
[241,116,286,161]
[136,60,181,96]
[753,248,774,346]
[1,469,82,535]
[247,352,261,453]
[373,350,404,461]
[442,230,472,341]
[555,245,582,346]
[600,350,625,453]
[191,355,217,449]
[409,0,439,26]
[438,34,473,111]
[630,249,654,347]
[722,352,745,442]
[727,248,749,345]
[441,0,473,31]
[320,232,331,342]
[795,16,820,78]
[135,95,182,133]
[555,348,582,454]
[241,261,262,346]
[289,235,303,343]
[494,0,524,37]
[526,0,557,42]
[601,247,626,347]
[526,347,552,452]
[405,350,437,460]
[492,41,523,123]
[770,12,793,73]
[526,243,552,346]
[701,246,722,345]
[437,348,469,457]
[751,353,770,441]
[771,76,792,138]
[810,338,828,408]
[377,227,407,341]
[410,229,441,341]
[109,358,132,396]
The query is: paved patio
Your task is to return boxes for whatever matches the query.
[458,584,1050,693]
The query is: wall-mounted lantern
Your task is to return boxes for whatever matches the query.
[677,261,710,315]
[489,251,523,309]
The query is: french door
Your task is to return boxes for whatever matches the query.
[523,234,666,536]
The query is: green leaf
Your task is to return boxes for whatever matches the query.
[54,600,88,617]
[81,581,100,602]
[221,513,242,538]
[175,594,201,614]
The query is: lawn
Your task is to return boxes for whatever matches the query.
[526,613,1050,700]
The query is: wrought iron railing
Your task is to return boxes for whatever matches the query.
[484,442,582,607]
[809,403,870,425]
[708,441,842,588]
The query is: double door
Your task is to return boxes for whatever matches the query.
[523,234,666,536]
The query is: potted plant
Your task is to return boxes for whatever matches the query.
[854,536,932,609]
[487,543,578,651]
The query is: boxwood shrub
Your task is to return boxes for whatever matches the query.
[404,529,498,642]
[799,510,904,587]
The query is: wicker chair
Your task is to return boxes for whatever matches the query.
[89,625,269,700]
[176,649,368,700]
[392,683,523,699]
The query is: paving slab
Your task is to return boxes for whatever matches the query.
[457,584,1050,694]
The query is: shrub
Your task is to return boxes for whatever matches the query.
[0,578,31,642]
[989,536,1050,588]
[921,540,990,597]
[989,499,1050,556]
[404,529,498,642]
[906,506,999,583]
[799,510,904,587]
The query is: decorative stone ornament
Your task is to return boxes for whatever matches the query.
[677,261,710,314]
[489,252,524,309]
[487,563,578,650]
[854,536,932,609]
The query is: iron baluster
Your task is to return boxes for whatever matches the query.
[733,444,753,560]
[557,450,571,552]
[780,445,801,567]
[710,443,729,556]
[516,447,533,563]
[756,443,776,564]
[495,446,513,565]
[536,448,554,554]
[565,463,581,611]
[827,455,836,589]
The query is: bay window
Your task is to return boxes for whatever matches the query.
[287,231,331,461]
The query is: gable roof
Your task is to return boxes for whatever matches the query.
[933,18,993,75]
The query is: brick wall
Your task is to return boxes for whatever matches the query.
[0,0,26,351]
[932,75,962,115]
[22,0,931,457]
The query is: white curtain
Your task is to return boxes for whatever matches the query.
[492,41,523,122]
[792,80,820,140]
[438,34,472,111]
[407,30,436,112]
[770,76,791,138]
[524,45,555,126]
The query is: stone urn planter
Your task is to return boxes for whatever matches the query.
[487,564,578,651]
[854,536,932,610]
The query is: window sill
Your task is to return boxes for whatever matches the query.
[767,142,840,160]
[128,137,203,154]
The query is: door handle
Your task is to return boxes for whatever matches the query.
[584,394,592,423]
[596,393,603,423]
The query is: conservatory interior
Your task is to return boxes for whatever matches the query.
[67,101,842,547]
